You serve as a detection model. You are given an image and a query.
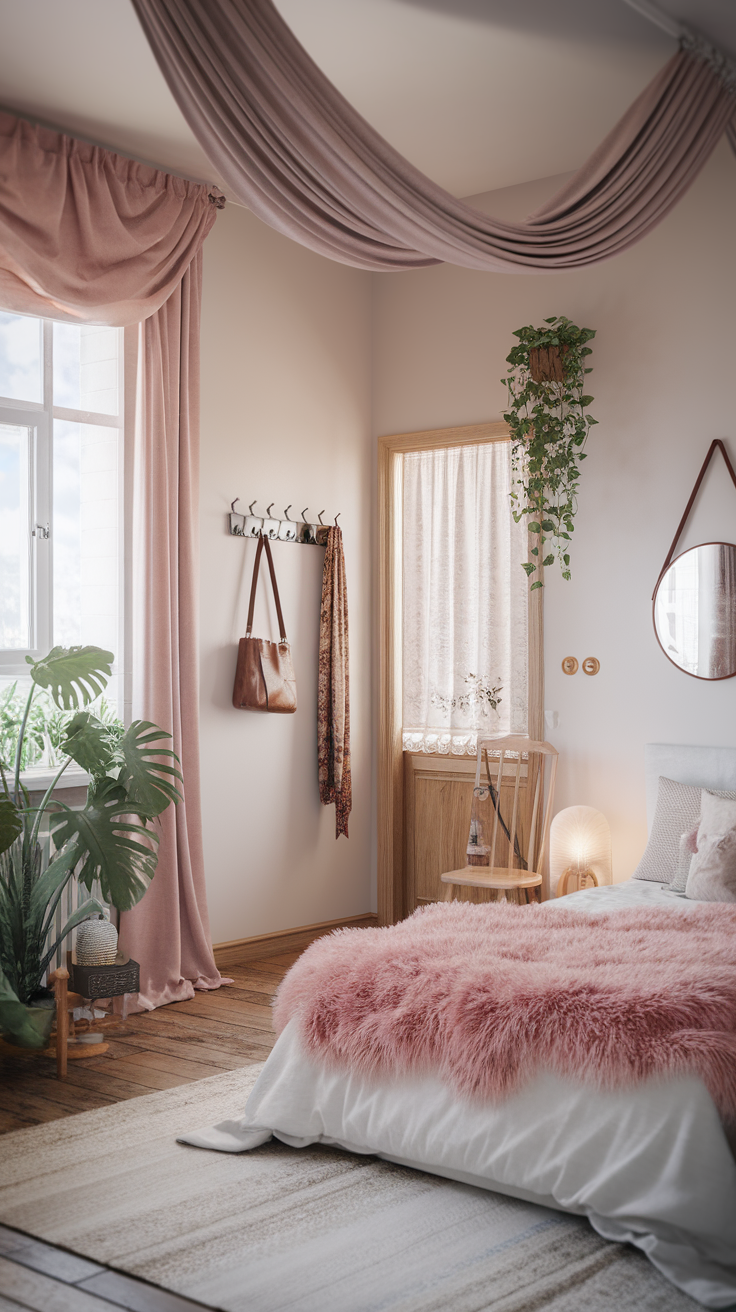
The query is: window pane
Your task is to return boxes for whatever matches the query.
[53,323,119,415]
[0,312,42,403]
[53,420,119,665]
[0,424,31,649]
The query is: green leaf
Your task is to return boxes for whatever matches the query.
[61,712,117,776]
[543,554,555,567]
[50,789,159,912]
[563,554,570,566]
[0,969,53,1050]
[117,721,183,818]
[29,843,81,926]
[521,562,536,576]
[530,580,544,591]
[0,795,21,858]
[26,646,114,710]
[527,521,541,534]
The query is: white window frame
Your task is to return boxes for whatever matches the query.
[0,318,125,683]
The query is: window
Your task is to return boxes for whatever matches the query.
[400,440,528,755]
[0,311,125,762]
[378,422,541,924]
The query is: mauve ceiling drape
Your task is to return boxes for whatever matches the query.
[131,0,736,273]
[0,111,226,1008]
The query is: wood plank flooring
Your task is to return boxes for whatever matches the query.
[0,954,296,1135]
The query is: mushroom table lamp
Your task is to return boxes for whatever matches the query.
[550,805,612,897]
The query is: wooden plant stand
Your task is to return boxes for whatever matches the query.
[44,956,140,1078]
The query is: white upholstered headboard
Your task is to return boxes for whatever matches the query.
[645,744,736,833]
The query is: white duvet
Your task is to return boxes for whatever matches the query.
[180,882,736,1308]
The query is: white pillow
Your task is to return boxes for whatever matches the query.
[686,825,736,902]
[670,827,698,894]
[695,790,736,849]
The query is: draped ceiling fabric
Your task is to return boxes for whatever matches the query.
[0,112,217,324]
[0,111,226,1008]
[132,0,736,274]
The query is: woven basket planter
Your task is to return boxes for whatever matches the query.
[76,914,118,966]
[528,344,568,383]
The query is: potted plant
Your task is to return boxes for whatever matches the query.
[502,315,597,588]
[0,645,181,1049]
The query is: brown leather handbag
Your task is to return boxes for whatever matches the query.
[232,535,297,713]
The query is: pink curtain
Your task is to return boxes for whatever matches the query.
[0,111,226,1006]
[121,251,222,1007]
[132,0,736,273]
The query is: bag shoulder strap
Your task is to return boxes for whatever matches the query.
[246,535,288,641]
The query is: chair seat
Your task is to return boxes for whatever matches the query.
[440,866,543,890]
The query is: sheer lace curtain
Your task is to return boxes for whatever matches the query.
[402,443,528,756]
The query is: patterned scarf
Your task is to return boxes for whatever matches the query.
[318,527,351,838]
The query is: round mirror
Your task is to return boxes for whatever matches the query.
[653,542,736,680]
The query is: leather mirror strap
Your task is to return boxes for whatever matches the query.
[245,534,265,637]
[652,439,736,600]
[262,536,288,641]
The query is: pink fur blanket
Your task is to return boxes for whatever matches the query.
[274,901,736,1116]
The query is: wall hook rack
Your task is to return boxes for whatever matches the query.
[228,498,340,546]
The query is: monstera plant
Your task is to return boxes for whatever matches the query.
[0,645,181,1049]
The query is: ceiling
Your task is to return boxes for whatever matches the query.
[0,0,733,200]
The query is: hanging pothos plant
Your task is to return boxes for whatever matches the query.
[502,315,597,589]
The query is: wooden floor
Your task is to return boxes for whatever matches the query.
[0,954,295,1136]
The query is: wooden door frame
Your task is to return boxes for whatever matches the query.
[377,421,544,926]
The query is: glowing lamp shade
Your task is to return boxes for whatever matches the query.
[550,805,612,897]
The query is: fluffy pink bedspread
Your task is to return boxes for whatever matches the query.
[274,901,736,1115]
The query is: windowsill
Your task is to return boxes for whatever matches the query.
[19,765,90,792]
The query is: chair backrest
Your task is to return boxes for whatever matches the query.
[474,736,558,882]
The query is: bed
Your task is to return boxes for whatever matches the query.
[181,745,736,1309]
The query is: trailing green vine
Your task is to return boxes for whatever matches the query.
[502,315,596,588]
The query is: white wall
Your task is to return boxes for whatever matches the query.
[199,203,374,944]
[372,139,736,881]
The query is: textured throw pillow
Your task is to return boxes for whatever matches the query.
[670,827,699,893]
[632,777,702,882]
[686,825,736,902]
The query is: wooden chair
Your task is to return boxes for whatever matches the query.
[440,735,558,903]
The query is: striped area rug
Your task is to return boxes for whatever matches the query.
[0,1066,692,1311]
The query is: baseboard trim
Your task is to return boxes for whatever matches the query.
[213,913,378,969]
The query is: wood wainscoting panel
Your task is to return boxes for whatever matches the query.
[404,753,535,913]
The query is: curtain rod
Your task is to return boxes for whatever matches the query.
[620,0,683,40]
[0,100,242,204]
